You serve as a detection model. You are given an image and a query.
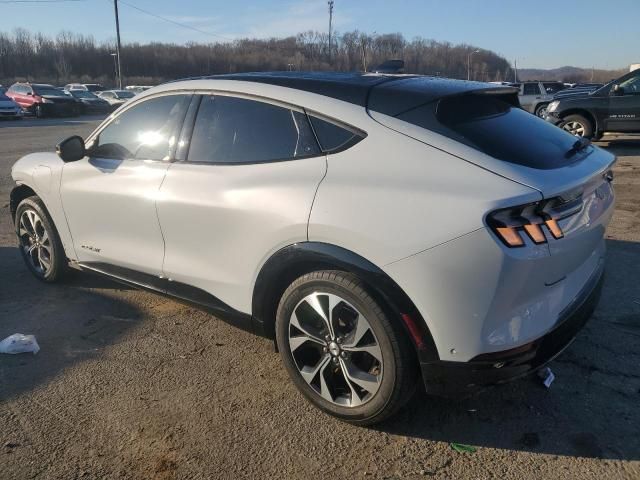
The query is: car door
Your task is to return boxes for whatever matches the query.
[60,92,191,279]
[606,72,640,132]
[156,93,327,318]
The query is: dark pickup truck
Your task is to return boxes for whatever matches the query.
[545,69,640,139]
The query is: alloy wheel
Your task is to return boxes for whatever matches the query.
[288,292,383,407]
[17,209,53,275]
[563,121,585,136]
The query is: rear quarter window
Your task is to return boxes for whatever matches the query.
[308,115,364,153]
[397,94,581,170]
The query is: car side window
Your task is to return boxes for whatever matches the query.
[91,94,190,161]
[619,75,640,95]
[308,115,362,153]
[187,95,320,164]
[523,83,540,95]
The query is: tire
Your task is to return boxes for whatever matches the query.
[35,104,45,118]
[15,196,68,282]
[534,103,549,118]
[276,270,418,425]
[562,114,593,138]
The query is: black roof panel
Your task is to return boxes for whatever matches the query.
[206,71,406,106]
[182,72,518,115]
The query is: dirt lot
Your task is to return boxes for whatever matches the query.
[0,117,639,479]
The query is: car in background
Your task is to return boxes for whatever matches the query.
[65,90,111,114]
[125,85,153,95]
[368,59,405,74]
[0,91,23,119]
[6,83,79,117]
[64,83,105,93]
[546,68,640,139]
[0,85,6,95]
[96,89,136,109]
[513,81,567,117]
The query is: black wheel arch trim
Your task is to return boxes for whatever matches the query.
[252,241,440,362]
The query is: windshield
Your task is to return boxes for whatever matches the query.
[114,90,135,99]
[71,90,98,99]
[33,86,66,97]
[85,85,103,92]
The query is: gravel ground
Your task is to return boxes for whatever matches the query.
[0,117,639,479]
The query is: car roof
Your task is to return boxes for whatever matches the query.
[171,72,517,115]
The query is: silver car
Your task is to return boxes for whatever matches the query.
[515,81,566,117]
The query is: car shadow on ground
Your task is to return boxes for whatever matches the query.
[596,136,640,157]
[376,238,640,461]
[0,246,140,404]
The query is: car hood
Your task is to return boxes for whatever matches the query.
[553,88,598,100]
[0,99,18,108]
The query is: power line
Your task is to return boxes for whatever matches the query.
[116,0,233,41]
[0,0,88,3]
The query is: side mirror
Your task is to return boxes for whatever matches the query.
[26,92,33,96]
[56,135,86,162]
[611,84,624,96]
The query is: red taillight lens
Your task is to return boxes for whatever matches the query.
[487,193,583,247]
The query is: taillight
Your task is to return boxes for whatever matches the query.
[487,192,583,247]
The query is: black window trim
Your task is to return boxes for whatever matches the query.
[176,91,328,166]
[305,109,367,154]
[84,90,194,163]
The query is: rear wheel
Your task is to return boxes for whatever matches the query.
[276,270,418,425]
[562,114,593,138]
[15,196,68,282]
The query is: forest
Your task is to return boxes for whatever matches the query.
[0,28,515,86]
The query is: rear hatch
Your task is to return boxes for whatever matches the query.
[368,76,616,280]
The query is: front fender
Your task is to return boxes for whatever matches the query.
[10,152,77,261]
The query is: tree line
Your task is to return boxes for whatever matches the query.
[0,28,515,87]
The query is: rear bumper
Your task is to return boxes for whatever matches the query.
[420,263,604,397]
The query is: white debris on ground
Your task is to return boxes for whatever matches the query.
[538,367,555,388]
[0,334,40,354]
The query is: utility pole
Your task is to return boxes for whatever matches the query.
[113,0,123,89]
[467,49,479,81]
[513,59,518,82]
[328,0,334,61]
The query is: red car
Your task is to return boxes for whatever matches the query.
[5,83,79,118]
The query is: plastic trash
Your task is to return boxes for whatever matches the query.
[538,367,555,388]
[0,334,40,355]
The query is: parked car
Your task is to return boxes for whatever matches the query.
[545,68,640,138]
[64,83,105,93]
[5,82,79,117]
[125,85,153,95]
[65,90,111,114]
[0,91,23,119]
[9,73,614,424]
[0,85,6,94]
[97,89,136,108]
[513,81,567,117]
[368,59,405,74]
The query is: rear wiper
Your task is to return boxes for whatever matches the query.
[565,137,591,158]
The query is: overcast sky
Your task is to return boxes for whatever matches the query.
[2,0,638,69]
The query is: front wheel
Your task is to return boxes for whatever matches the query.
[534,103,549,118]
[35,104,45,118]
[276,271,418,425]
[15,196,68,282]
[562,114,594,138]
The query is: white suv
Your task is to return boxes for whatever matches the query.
[10,73,615,424]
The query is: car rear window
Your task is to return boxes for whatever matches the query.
[397,94,581,170]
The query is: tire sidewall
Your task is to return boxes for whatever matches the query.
[563,114,593,138]
[15,197,65,282]
[276,274,399,423]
